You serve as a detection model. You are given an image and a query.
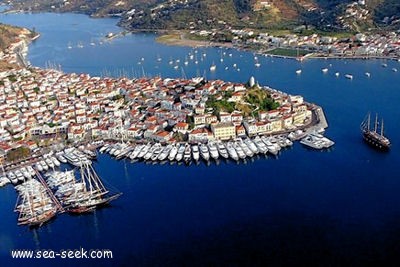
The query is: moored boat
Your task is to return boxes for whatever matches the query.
[199,143,210,161]
[175,144,185,162]
[226,142,239,161]
[192,144,200,162]
[64,163,122,214]
[183,144,192,163]
[168,144,178,161]
[207,142,219,160]
[158,145,172,161]
[216,142,229,159]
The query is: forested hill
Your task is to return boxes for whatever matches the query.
[5,0,400,32]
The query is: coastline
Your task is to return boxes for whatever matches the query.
[3,5,400,61]
[155,32,234,48]
[12,31,39,68]
[155,32,400,62]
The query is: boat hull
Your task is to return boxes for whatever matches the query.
[362,132,390,151]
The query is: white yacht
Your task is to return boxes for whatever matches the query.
[35,162,43,172]
[183,144,192,163]
[207,142,219,160]
[40,160,49,171]
[216,142,229,159]
[192,144,200,162]
[261,136,279,156]
[130,145,143,160]
[158,145,172,161]
[14,169,25,182]
[63,150,81,167]
[144,144,158,160]
[138,143,151,159]
[233,142,246,159]
[108,145,116,156]
[175,144,185,162]
[168,144,178,161]
[244,138,259,154]
[45,158,55,169]
[7,170,18,185]
[209,64,216,72]
[226,142,238,161]
[199,143,210,161]
[288,129,307,141]
[99,144,110,153]
[285,138,293,147]
[56,152,68,163]
[253,136,268,154]
[52,156,61,167]
[104,144,112,154]
[27,165,36,176]
[0,176,10,187]
[239,140,253,157]
[309,132,335,148]
[300,135,325,149]
[21,167,31,179]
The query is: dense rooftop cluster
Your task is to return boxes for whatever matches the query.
[211,29,400,59]
[0,64,313,160]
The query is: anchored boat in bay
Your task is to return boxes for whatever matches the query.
[361,113,391,150]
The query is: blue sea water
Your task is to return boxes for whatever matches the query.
[1,11,400,266]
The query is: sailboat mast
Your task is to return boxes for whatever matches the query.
[367,113,370,131]
[381,119,384,136]
[80,164,87,192]
[374,113,378,132]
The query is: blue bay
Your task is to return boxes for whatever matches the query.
[1,11,400,266]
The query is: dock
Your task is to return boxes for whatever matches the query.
[306,105,329,134]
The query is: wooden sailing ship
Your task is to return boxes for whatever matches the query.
[63,163,122,214]
[360,113,391,150]
[15,179,58,227]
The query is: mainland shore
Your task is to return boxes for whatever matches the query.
[154,30,400,62]
[155,32,234,48]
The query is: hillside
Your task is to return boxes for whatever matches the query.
[0,23,22,50]
[0,23,25,71]
[118,0,399,32]
[5,0,400,31]
[7,0,161,17]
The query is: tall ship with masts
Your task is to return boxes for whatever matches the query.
[62,163,122,214]
[15,179,59,227]
[360,113,391,150]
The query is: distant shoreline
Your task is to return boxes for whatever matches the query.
[2,6,400,62]
[155,32,234,49]
[155,32,400,62]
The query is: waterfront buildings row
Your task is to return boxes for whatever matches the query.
[193,26,400,60]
